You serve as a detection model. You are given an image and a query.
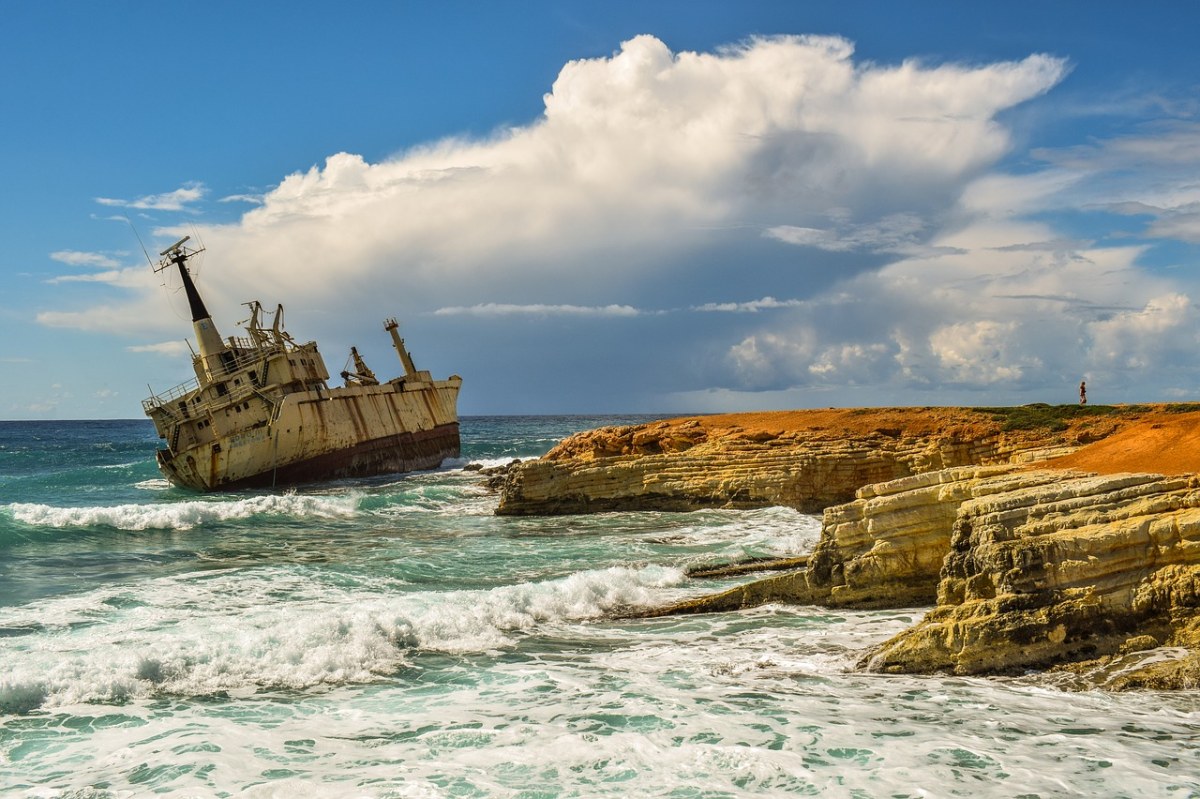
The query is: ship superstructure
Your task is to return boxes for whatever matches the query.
[142,237,461,491]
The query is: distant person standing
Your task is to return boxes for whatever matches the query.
[1080,380,1087,405]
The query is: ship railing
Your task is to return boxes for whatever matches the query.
[225,339,289,369]
[142,377,200,415]
[143,338,316,420]
[145,368,290,422]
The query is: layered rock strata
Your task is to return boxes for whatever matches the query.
[495,406,1200,687]
[496,410,1087,516]
[865,471,1200,685]
[644,465,1066,613]
[647,465,1200,688]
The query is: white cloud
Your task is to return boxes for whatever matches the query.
[715,207,1186,397]
[127,340,192,356]
[433,303,642,317]
[727,328,819,390]
[808,342,892,383]
[61,34,1200,410]
[37,292,171,335]
[764,213,940,254]
[96,182,206,212]
[692,296,806,313]
[220,193,265,205]
[127,34,1065,322]
[50,250,121,268]
[1146,205,1200,243]
[928,320,1039,384]
[1027,121,1200,243]
[45,268,146,287]
[1087,293,1198,369]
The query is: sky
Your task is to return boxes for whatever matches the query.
[4,1,1200,419]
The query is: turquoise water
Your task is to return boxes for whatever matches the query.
[1,417,1198,797]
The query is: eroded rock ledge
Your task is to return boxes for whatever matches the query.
[494,405,1200,688]
[646,463,1200,689]
[495,407,1099,516]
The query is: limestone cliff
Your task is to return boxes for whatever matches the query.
[495,408,1095,516]
[646,465,1200,689]
[864,470,1200,687]
[493,405,1200,688]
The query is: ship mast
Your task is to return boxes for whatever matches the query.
[154,236,230,381]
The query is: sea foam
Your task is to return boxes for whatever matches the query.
[5,491,363,531]
[0,563,688,711]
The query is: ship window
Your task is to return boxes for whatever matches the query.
[234,378,241,386]
[215,382,229,397]
[250,370,258,384]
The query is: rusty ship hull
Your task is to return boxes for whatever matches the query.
[142,237,461,492]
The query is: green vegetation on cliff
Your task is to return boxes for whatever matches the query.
[973,403,1135,432]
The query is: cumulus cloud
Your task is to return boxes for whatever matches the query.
[719,210,1188,399]
[1087,293,1199,369]
[131,34,1065,318]
[52,33,1200,410]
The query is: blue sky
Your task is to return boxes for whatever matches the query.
[4,1,1200,419]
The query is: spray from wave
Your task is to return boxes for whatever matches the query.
[0,564,686,711]
[4,491,363,531]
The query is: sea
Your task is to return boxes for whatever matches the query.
[1,417,1197,798]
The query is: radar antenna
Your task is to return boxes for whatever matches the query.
[153,235,206,274]
[153,235,211,323]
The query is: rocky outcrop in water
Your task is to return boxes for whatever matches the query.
[496,406,1200,688]
[863,470,1200,687]
[495,410,1084,516]
[647,465,1200,689]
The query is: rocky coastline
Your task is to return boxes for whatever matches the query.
[491,405,1200,689]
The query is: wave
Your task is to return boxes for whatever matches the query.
[442,456,521,471]
[4,491,364,532]
[134,478,172,490]
[0,564,686,712]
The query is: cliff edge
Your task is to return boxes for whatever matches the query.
[492,405,1200,688]
[495,406,1119,516]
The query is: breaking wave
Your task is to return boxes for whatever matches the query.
[0,564,686,711]
[4,491,364,531]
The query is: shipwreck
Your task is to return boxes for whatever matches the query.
[142,237,461,491]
